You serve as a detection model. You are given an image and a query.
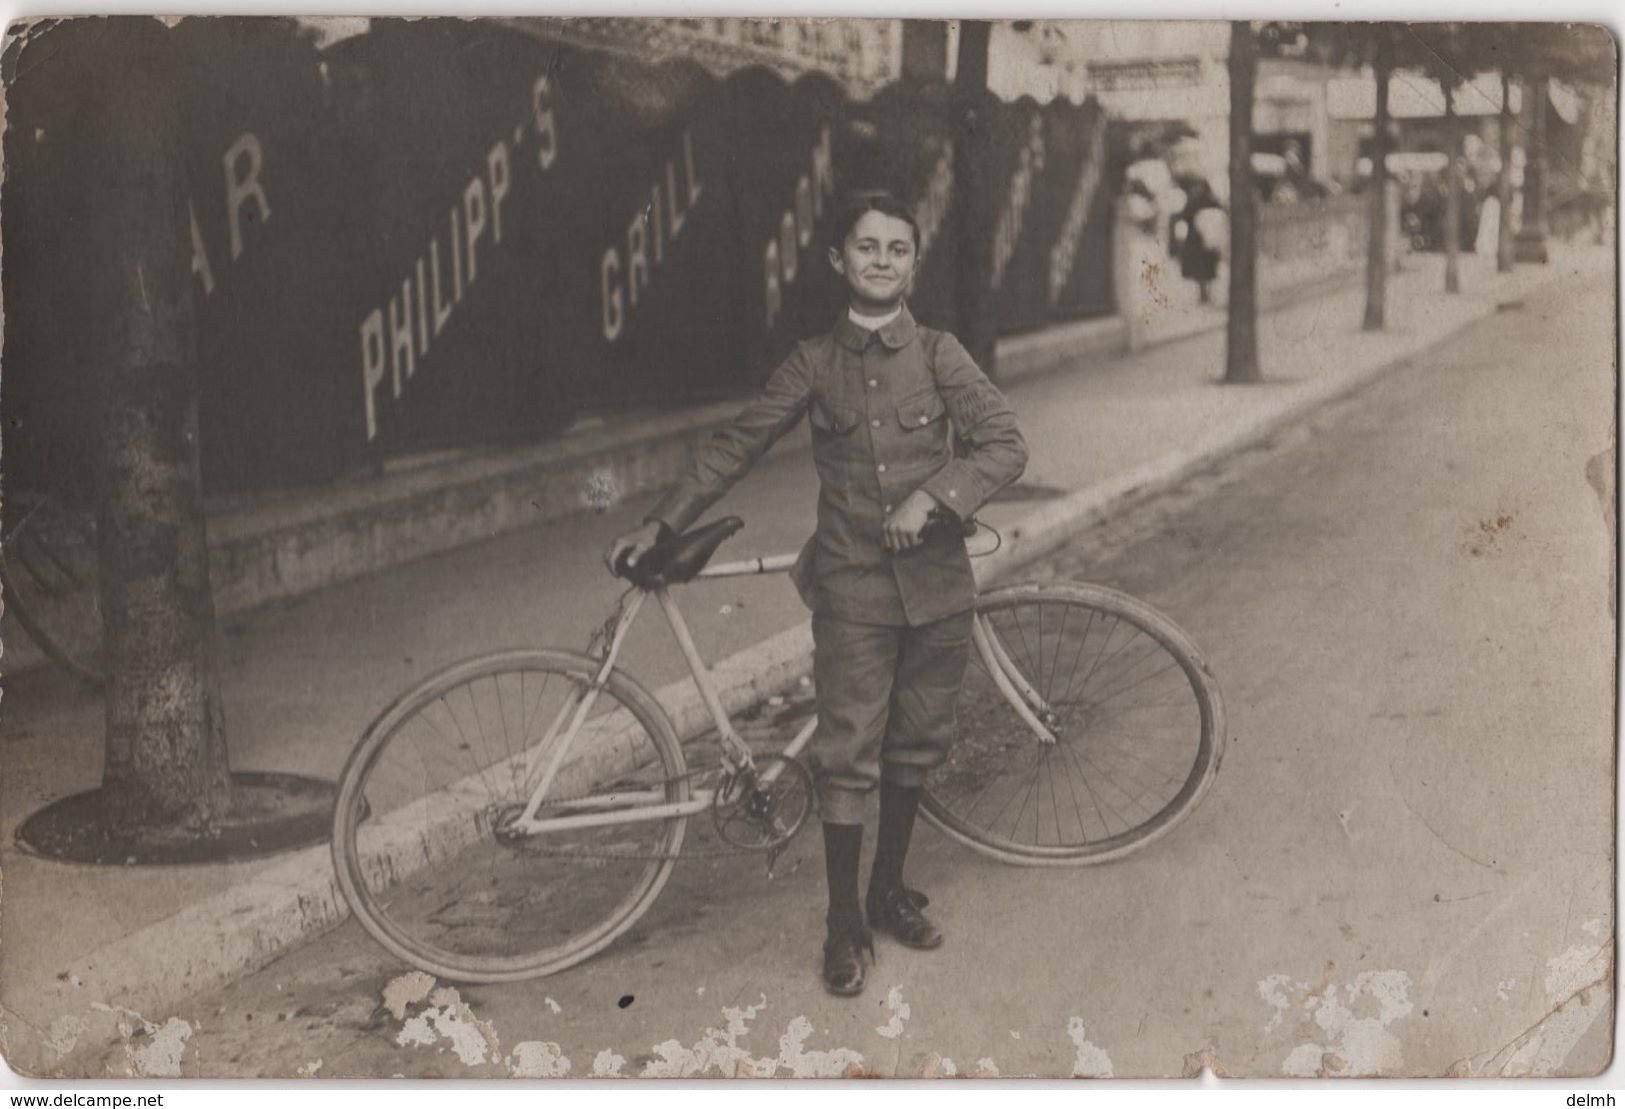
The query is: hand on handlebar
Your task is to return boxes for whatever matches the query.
[883,491,941,554]
[605,521,667,578]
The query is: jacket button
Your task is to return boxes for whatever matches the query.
[878,464,888,473]
[871,418,882,428]
[918,415,930,425]
[868,379,879,389]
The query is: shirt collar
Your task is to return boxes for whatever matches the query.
[849,304,903,330]
[834,303,918,352]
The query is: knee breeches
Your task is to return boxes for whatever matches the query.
[809,610,974,824]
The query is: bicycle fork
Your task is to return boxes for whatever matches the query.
[973,613,1059,745]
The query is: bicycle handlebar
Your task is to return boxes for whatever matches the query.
[615,511,995,584]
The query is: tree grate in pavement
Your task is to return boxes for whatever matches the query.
[15,771,338,865]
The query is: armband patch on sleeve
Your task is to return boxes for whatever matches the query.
[948,381,1006,428]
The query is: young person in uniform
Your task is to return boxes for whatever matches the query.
[605,194,1028,996]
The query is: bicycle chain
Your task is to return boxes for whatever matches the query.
[495,762,813,865]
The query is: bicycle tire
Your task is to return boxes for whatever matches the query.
[332,648,689,983]
[0,499,106,687]
[923,583,1225,866]
[0,556,105,687]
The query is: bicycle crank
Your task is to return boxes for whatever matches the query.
[712,754,815,865]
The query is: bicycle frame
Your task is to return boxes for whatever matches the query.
[504,552,1056,837]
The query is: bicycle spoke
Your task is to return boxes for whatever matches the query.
[1047,603,1072,703]
[1079,637,1166,701]
[1078,746,1165,814]
[1035,603,1048,699]
[1075,749,1160,822]
[1054,607,1098,708]
[493,674,515,787]
[1087,733,1184,790]
[1089,657,1183,711]
[957,747,1024,823]
[1050,739,1090,842]
[1043,746,1062,846]
[1010,759,1041,845]
[1079,621,1157,689]
[1068,616,1120,707]
[1057,737,1120,833]
[460,684,506,803]
[1016,608,1045,691]
[1069,622,1144,703]
[984,756,1044,840]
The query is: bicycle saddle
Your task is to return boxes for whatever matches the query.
[619,516,745,588]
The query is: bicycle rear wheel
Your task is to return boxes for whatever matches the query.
[332,648,688,983]
[924,583,1225,865]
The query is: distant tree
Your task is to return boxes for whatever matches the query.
[1362,30,1395,329]
[1498,69,1518,273]
[952,19,997,376]
[1225,20,1261,384]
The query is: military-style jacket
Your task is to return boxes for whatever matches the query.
[647,306,1028,626]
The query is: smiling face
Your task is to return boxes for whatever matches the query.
[829,209,919,312]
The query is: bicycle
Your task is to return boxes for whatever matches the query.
[331,515,1226,983]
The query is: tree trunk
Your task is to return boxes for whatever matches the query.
[1443,81,1461,294]
[1224,20,1261,384]
[1515,75,1550,263]
[87,18,233,834]
[1497,71,1516,273]
[1363,37,1392,331]
[951,19,997,378]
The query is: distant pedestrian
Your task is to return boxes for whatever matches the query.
[1174,178,1224,304]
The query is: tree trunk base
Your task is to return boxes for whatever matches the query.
[15,771,336,865]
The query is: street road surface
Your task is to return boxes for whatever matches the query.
[84,270,1613,1079]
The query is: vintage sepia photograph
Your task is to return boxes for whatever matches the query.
[0,13,1616,1082]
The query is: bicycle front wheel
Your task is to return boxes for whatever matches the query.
[924,583,1225,865]
[333,648,688,983]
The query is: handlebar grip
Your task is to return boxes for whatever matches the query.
[921,508,976,541]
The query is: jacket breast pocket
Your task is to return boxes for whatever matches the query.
[810,399,860,435]
[896,387,947,431]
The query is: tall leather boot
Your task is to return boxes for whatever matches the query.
[822,821,871,995]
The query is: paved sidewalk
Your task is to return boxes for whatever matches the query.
[0,243,1610,1071]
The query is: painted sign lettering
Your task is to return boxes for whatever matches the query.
[762,122,836,331]
[990,114,1045,291]
[601,129,705,343]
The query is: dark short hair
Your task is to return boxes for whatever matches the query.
[829,193,921,252]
